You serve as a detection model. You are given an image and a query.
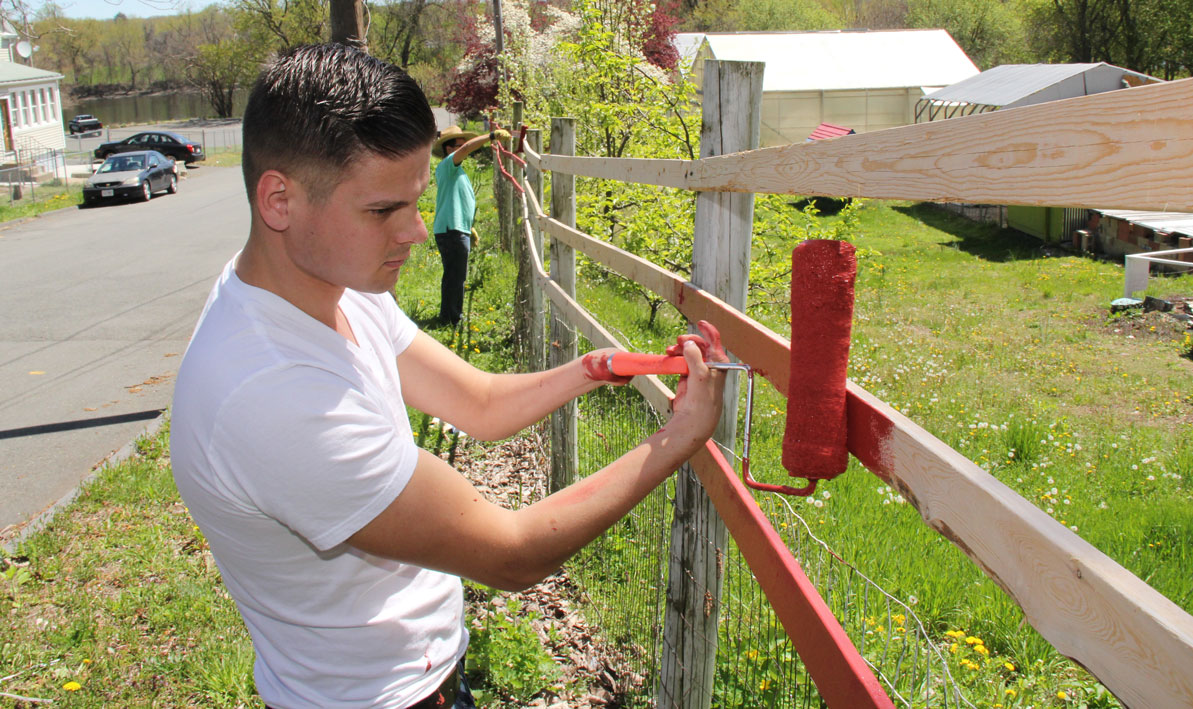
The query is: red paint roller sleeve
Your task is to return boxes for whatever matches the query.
[782,239,857,491]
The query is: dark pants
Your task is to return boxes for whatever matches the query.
[435,230,471,325]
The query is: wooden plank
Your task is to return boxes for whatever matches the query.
[689,443,893,708]
[534,204,1193,707]
[524,130,546,373]
[686,77,1193,211]
[522,139,541,170]
[538,153,690,189]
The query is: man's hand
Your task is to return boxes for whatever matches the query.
[469,227,479,247]
[581,348,633,385]
[668,320,727,440]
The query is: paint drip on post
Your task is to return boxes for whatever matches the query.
[782,239,857,496]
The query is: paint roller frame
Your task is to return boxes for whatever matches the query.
[604,352,813,496]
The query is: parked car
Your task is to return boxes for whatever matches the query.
[82,150,178,206]
[68,114,103,135]
[94,130,205,164]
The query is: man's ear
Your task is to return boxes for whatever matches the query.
[255,170,292,232]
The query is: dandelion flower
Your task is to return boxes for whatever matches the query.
[1004,662,1015,671]
[1057,690,1068,700]
[965,636,983,645]
[63,681,82,691]
[975,645,989,656]
[1005,688,1017,697]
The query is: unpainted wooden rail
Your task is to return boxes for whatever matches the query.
[517,74,1193,708]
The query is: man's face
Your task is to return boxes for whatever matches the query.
[285,144,432,295]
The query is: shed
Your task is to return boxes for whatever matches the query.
[0,20,65,165]
[807,122,855,141]
[678,30,979,147]
[916,63,1160,122]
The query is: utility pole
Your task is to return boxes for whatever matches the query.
[492,0,504,57]
[330,0,368,50]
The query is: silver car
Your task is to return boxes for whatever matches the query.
[82,150,178,206]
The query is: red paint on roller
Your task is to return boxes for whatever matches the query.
[782,240,857,494]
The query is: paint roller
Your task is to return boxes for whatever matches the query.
[597,239,857,497]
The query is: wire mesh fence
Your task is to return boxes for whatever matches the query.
[0,149,93,207]
[559,333,977,708]
[569,381,673,705]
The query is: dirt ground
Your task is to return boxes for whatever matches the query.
[450,433,647,707]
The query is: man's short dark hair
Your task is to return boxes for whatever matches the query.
[242,43,437,204]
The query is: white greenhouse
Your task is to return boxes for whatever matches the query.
[676,30,980,146]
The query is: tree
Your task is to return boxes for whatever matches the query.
[191,39,260,117]
[371,0,429,69]
[231,0,326,51]
[907,0,1032,68]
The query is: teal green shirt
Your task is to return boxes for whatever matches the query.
[432,153,475,235]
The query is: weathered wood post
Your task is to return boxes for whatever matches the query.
[498,102,522,253]
[659,59,763,709]
[509,105,528,364]
[548,117,578,493]
[523,129,546,373]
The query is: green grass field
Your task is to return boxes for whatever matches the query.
[2,188,1189,706]
[570,199,1192,707]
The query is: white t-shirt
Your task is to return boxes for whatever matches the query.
[171,257,466,708]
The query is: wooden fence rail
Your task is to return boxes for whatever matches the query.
[514,66,1193,707]
[527,76,1193,213]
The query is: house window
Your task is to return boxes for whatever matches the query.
[32,89,42,124]
[11,92,22,128]
[21,91,31,126]
[48,87,57,123]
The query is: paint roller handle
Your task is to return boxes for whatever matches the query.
[605,352,689,377]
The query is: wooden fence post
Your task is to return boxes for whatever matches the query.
[523,129,546,373]
[498,102,523,253]
[659,59,763,709]
[548,118,578,493]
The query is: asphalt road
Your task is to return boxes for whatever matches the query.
[0,165,249,540]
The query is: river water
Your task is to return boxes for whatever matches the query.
[64,89,251,126]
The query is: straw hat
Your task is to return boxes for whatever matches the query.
[432,125,479,158]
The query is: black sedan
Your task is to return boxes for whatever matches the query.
[94,130,205,164]
[82,150,178,206]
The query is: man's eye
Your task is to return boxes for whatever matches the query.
[370,208,395,216]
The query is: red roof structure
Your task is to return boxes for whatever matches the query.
[807,122,856,141]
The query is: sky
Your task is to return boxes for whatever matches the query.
[44,0,189,20]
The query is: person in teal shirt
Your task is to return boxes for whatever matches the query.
[431,125,509,325]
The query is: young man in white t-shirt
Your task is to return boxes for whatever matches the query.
[170,43,726,709]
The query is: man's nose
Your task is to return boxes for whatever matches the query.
[397,211,428,245]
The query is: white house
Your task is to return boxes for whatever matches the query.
[0,20,65,165]
[676,30,980,147]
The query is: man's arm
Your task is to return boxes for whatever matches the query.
[349,338,725,591]
[398,330,618,441]
[451,129,510,165]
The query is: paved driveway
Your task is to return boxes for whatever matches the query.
[0,165,249,541]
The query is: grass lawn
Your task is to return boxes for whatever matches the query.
[0,182,84,224]
[1,190,1189,707]
[568,199,1192,707]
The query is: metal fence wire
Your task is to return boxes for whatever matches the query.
[562,336,975,708]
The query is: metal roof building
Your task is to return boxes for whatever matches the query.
[915,63,1159,122]
[676,30,979,146]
